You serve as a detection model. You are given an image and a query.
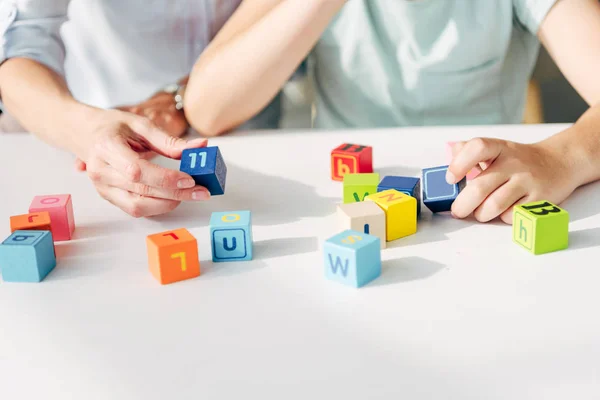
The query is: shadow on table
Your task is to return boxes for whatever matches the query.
[254,236,318,260]
[369,256,446,287]
[149,162,337,227]
[568,227,600,251]
[46,238,114,280]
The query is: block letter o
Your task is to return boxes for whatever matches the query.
[221,214,240,223]
[41,197,60,205]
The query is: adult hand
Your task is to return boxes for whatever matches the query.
[80,109,210,218]
[447,138,577,224]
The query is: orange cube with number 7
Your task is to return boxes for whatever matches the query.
[331,143,373,181]
[146,228,201,285]
[10,212,52,233]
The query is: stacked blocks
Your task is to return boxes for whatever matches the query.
[422,166,466,213]
[0,230,56,282]
[331,143,373,181]
[366,190,417,241]
[146,228,201,285]
[323,229,381,288]
[10,211,52,233]
[210,211,253,262]
[378,176,421,216]
[29,194,75,241]
[180,146,227,195]
[513,200,569,255]
[337,202,386,249]
[343,173,380,204]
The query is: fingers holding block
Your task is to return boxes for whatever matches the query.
[422,166,466,213]
[337,202,386,249]
[209,211,253,262]
[0,230,56,282]
[445,142,480,181]
[146,228,201,285]
[513,200,569,255]
[29,194,75,241]
[343,173,379,203]
[180,146,227,195]
[331,143,373,181]
[10,211,52,233]
[366,189,417,241]
[324,230,381,288]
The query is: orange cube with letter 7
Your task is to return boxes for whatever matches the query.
[331,143,373,181]
[10,212,52,233]
[146,228,201,285]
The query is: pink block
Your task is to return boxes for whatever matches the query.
[445,142,481,181]
[29,194,75,241]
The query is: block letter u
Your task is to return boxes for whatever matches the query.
[223,237,237,251]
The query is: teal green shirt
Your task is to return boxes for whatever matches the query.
[309,0,557,128]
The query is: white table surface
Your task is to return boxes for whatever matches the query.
[1,123,600,400]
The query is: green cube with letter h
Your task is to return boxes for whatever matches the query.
[324,229,381,288]
[513,200,569,255]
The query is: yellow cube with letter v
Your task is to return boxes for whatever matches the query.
[324,229,381,288]
[366,189,417,241]
[513,200,569,255]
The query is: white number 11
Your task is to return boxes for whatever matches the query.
[189,152,207,169]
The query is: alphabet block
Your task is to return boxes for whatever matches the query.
[377,176,421,216]
[513,200,569,255]
[366,189,417,241]
[337,202,386,249]
[29,194,75,241]
[210,211,253,262]
[10,211,52,233]
[343,173,380,204]
[446,142,481,180]
[180,146,227,195]
[331,143,373,181]
[323,229,381,288]
[146,228,201,285]
[0,231,56,282]
[422,166,466,213]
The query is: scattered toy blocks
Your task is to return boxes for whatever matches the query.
[378,176,421,216]
[513,200,569,255]
[337,202,386,249]
[323,229,381,288]
[331,143,373,181]
[146,228,201,285]
[10,211,52,233]
[446,141,481,180]
[343,173,380,204]
[422,166,466,213]
[29,194,75,241]
[180,146,227,195]
[210,211,253,262]
[0,230,56,282]
[366,189,417,241]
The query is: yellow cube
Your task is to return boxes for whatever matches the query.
[366,189,417,241]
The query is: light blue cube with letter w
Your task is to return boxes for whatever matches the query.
[210,211,253,262]
[323,229,381,288]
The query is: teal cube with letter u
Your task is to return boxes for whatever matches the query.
[323,229,381,288]
[210,211,253,262]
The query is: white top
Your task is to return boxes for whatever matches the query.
[1,123,599,399]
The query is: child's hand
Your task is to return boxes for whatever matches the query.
[80,109,210,218]
[447,138,578,224]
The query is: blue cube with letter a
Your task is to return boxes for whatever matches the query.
[323,229,381,288]
[0,230,56,282]
[378,175,421,216]
[210,211,253,262]
[422,165,466,213]
[180,146,227,195]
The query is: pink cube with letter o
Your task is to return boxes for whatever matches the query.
[29,194,75,241]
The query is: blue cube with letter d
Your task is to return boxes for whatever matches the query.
[0,230,56,282]
[180,146,227,195]
[210,211,253,262]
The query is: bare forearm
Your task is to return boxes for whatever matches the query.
[0,58,101,156]
[185,0,345,135]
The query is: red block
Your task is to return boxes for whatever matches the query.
[331,143,373,181]
[29,194,75,241]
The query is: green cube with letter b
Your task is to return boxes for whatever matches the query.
[513,200,569,255]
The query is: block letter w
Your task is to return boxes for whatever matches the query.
[328,254,349,277]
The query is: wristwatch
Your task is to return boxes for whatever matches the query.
[161,82,187,111]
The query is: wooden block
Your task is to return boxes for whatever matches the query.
[331,143,373,181]
[180,146,227,195]
[422,166,466,213]
[337,202,386,249]
[366,189,417,241]
[146,228,201,285]
[323,229,381,288]
[29,194,75,241]
[445,142,480,180]
[210,211,253,262]
[10,212,52,233]
[513,200,569,255]
[377,176,421,216]
[0,231,56,282]
[343,173,379,203]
